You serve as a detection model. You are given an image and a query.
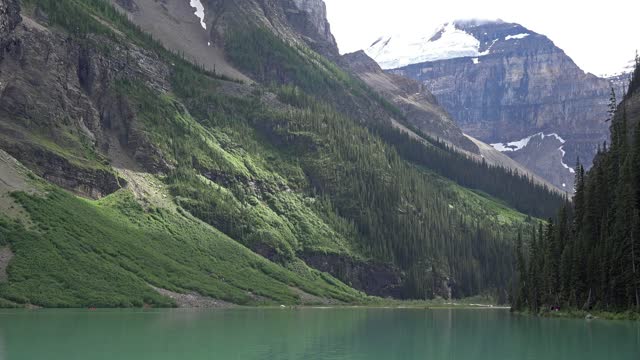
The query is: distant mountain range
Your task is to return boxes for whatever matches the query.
[365,20,626,191]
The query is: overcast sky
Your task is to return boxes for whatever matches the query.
[323,0,638,76]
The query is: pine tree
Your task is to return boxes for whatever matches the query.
[514,61,640,314]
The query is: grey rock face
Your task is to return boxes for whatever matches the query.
[343,50,478,153]
[0,0,20,43]
[203,0,339,59]
[390,21,611,190]
[0,7,171,198]
[286,0,337,57]
[608,72,633,100]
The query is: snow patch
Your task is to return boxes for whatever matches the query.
[189,0,206,30]
[505,33,529,40]
[546,133,566,144]
[478,39,498,56]
[472,57,479,64]
[490,133,539,152]
[490,132,566,152]
[559,146,575,173]
[492,132,575,174]
[366,22,487,69]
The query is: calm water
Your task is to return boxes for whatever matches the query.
[0,308,638,359]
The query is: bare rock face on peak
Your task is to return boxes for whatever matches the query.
[371,20,613,192]
[206,0,339,59]
[108,0,339,80]
[0,0,178,198]
[286,0,338,57]
[343,50,478,153]
[343,50,559,190]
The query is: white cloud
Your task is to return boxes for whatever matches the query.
[323,0,639,76]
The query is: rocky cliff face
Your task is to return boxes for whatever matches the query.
[0,0,171,198]
[342,50,478,153]
[0,0,19,42]
[375,21,612,191]
[206,0,338,54]
[108,0,339,79]
[285,0,338,58]
[342,50,561,190]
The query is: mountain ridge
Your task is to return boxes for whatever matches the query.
[368,20,612,191]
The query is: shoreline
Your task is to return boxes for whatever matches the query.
[0,303,511,311]
[511,308,640,321]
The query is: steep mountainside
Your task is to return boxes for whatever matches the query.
[514,60,640,314]
[108,0,338,81]
[0,0,564,307]
[341,50,561,189]
[342,50,477,153]
[370,20,612,192]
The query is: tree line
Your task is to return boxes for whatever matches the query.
[513,57,640,313]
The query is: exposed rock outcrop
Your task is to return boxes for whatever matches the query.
[343,50,478,153]
[379,21,612,190]
[301,252,404,298]
[0,0,20,44]
[284,0,338,58]
[0,6,171,198]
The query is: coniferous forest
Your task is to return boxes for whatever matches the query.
[513,56,640,314]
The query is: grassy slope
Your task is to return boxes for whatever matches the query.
[1,0,367,307]
[0,185,365,308]
[117,79,359,260]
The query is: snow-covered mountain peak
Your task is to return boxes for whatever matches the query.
[365,22,482,70]
[364,20,536,70]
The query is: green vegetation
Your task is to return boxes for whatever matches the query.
[513,62,640,315]
[164,56,535,299]
[0,187,364,308]
[1,0,565,307]
[115,78,358,260]
[226,26,563,219]
[373,123,564,218]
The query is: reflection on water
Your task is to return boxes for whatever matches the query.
[0,308,638,360]
[0,328,6,360]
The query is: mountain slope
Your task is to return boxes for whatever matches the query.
[341,50,562,190]
[370,20,612,192]
[514,60,640,314]
[108,0,249,82]
[0,150,364,307]
[342,50,477,153]
[0,0,563,306]
[115,0,552,187]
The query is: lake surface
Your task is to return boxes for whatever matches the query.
[0,308,638,359]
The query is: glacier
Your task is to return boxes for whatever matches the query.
[366,23,488,70]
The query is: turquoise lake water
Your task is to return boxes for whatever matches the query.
[0,308,638,359]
